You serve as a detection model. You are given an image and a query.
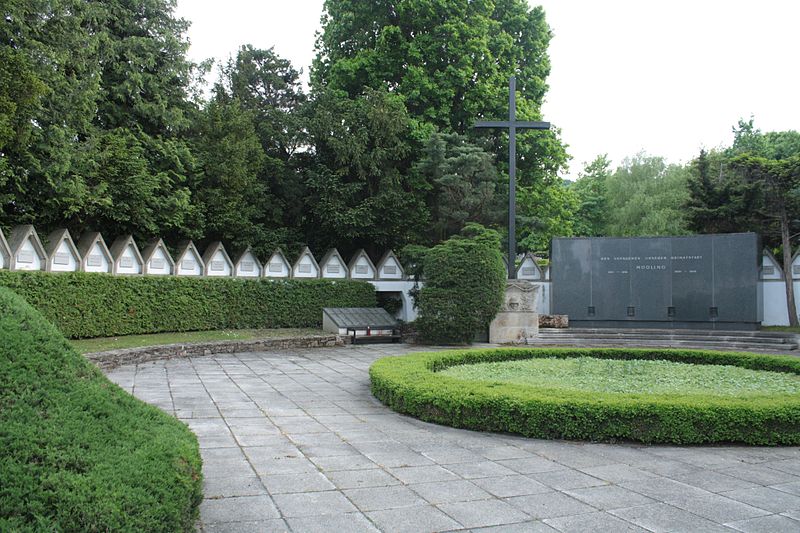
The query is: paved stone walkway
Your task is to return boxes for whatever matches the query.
[105,344,800,533]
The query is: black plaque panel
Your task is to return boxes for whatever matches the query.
[551,233,760,330]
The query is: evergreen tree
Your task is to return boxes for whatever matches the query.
[1,0,199,241]
[728,120,800,326]
[684,148,756,234]
[219,46,308,237]
[304,87,429,255]
[191,93,266,254]
[413,132,503,242]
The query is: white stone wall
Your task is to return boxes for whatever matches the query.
[84,242,111,273]
[292,254,319,278]
[146,247,172,275]
[49,240,79,272]
[377,256,403,280]
[206,250,232,277]
[265,255,290,278]
[115,245,142,275]
[176,253,203,276]
[321,256,347,279]
[15,239,44,271]
[350,255,375,279]
[235,251,261,277]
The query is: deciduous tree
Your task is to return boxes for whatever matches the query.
[605,153,690,237]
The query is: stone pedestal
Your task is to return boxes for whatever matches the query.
[490,280,539,344]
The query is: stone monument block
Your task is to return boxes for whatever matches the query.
[489,280,539,344]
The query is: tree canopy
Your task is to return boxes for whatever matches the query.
[5,0,796,280]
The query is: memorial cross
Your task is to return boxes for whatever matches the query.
[474,76,550,279]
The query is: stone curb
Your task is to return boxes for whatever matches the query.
[85,334,347,371]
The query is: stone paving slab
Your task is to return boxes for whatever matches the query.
[104,344,800,533]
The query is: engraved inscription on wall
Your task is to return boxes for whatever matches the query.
[210,260,224,271]
[120,256,134,268]
[355,265,368,275]
[241,261,254,272]
[599,255,704,275]
[269,262,283,273]
[327,264,340,274]
[87,254,102,267]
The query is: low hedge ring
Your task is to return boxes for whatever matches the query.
[369,347,800,445]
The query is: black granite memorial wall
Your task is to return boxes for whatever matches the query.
[551,233,762,330]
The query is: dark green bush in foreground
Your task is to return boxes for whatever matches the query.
[416,225,506,344]
[0,270,376,339]
[370,347,800,445]
[0,287,202,531]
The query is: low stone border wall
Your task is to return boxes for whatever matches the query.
[86,334,346,371]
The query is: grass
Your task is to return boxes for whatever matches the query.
[763,326,800,333]
[0,287,202,531]
[440,356,800,397]
[71,327,324,353]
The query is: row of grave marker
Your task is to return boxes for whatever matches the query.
[0,225,413,280]
[0,225,556,281]
[4,225,795,282]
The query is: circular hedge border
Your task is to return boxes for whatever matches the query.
[369,347,800,445]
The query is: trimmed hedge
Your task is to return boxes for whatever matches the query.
[0,287,202,531]
[370,347,800,445]
[416,225,506,344]
[0,270,376,339]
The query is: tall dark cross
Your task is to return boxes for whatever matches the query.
[474,76,550,279]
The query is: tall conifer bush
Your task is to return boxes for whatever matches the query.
[417,225,506,344]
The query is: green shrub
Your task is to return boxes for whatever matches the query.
[416,225,506,343]
[0,287,202,531]
[370,347,800,445]
[0,271,376,339]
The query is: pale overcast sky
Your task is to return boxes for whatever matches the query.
[176,0,800,178]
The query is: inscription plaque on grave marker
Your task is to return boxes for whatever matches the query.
[327,264,340,274]
[120,256,134,268]
[87,254,102,267]
[210,260,224,271]
[355,265,368,275]
[298,264,312,274]
[551,233,761,330]
[182,259,195,270]
[383,265,397,275]
[241,261,254,272]
[269,262,283,273]
[53,252,70,265]
[17,251,34,264]
[151,258,165,269]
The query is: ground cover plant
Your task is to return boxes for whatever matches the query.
[0,270,375,339]
[71,327,324,354]
[0,287,202,531]
[370,347,800,445]
[440,357,800,397]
